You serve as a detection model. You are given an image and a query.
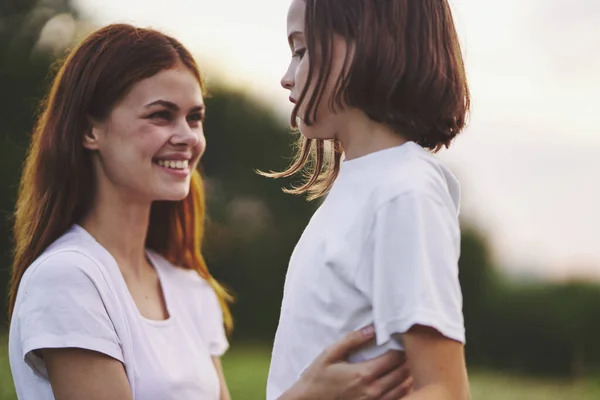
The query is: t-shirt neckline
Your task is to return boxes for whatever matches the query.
[72,224,174,327]
[339,141,418,177]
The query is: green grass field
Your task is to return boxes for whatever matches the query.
[1,336,599,399]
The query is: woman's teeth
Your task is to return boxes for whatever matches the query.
[155,159,189,170]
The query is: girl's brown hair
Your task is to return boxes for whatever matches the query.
[9,24,233,332]
[265,0,470,200]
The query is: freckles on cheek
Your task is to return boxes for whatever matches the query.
[136,123,167,150]
[136,122,157,139]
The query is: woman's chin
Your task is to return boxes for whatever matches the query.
[153,187,190,202]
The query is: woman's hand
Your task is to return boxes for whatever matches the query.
[281,326,413,400]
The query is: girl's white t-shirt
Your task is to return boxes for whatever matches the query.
[267,142,465,399]
[9,224,228,400]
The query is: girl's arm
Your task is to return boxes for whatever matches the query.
[401,325,469,400]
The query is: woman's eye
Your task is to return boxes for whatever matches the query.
[188,112,204,122]
[148,111,171,121]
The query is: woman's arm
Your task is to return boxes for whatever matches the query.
[42,348,132,400]
[212,356,232,400]
[401,325,469,400]
[279,327,412,400]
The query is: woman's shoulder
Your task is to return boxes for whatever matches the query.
[22,225,110,289]
[12,226,122,331]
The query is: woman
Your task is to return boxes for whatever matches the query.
[265,0,471,399]
[8,24,408,400]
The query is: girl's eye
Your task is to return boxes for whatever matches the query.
[293,48,306,59]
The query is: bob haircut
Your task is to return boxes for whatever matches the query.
[265,0,470,200]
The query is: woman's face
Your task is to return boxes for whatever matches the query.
[85,64,206,203]
[281,0,350,140]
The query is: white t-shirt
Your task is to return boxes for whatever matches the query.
[267,141,465,399]
[9,224,228,400]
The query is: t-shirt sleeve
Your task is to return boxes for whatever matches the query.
[200,285,230,357]
[358,190,465,346]
[16,251,123,378]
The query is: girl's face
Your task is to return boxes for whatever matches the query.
[84,64,206,203]
[281,0,351,140]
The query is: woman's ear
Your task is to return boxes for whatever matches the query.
[83,119,101,150]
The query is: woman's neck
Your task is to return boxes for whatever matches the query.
[80,181,152,277]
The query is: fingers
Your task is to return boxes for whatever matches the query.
[398,375,414,398]
[360,350,407,379]
[368,361,410,399]
[379,372,413,400]
[323,325,377,362]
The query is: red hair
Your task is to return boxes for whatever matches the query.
[9,24,233,331]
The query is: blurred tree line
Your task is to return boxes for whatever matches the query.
[1,0,599,381]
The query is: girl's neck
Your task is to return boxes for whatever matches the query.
[336,109,408,160]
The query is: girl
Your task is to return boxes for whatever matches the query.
[266,0,471,399]
[8,24,409,400]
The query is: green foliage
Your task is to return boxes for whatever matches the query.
[458,225,600,377]
[459,225,497,364]
[480,281,600,377]
[201,86,317,340]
